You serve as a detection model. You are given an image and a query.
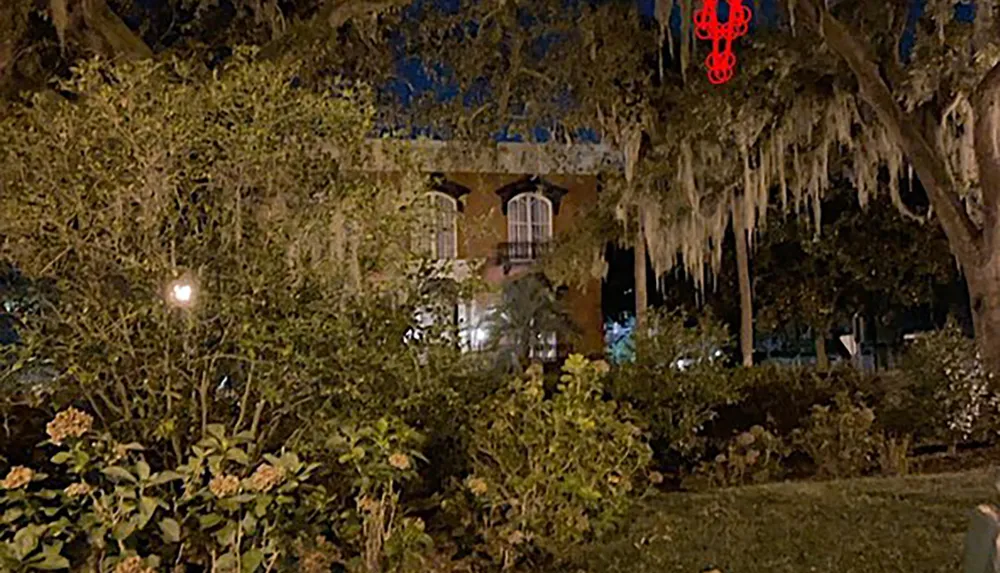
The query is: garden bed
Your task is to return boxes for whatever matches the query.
[576,469,995,573]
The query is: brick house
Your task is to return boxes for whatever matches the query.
[356,139,622,360]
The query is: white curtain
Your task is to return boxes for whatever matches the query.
[508,193,552,259]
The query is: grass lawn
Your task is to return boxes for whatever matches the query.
[576,469,997,573]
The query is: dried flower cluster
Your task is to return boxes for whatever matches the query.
[735,431,756,447]
[295,536,342,573]
[248,463,285,493]
[388,452,411,470]
[114,556,155,573]
[358,496,379,514]
[46,408,94,445]
[592,360,611,375]
[467,477,488,496]
[648,471,664,485]
[64,482,93,497]
[507,530,526,546]
[109,443,130,464]
[1,466,33,489]
[209,474,240,498]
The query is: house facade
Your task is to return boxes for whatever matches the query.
[358,140,621,359]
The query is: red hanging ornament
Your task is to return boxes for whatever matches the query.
[694,0,752,85]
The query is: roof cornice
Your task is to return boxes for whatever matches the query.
[345,139,624,175]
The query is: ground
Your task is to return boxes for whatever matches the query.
[579,469,996,573]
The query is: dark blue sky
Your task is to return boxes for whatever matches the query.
[132,0,977,141]
[386,0,961,142]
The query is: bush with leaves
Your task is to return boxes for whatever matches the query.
[308,416,433,573]
[452,356,652,568]
[0,47,488,473]
[0,408,437,571]
[792,392,879,479]
[896,321,1000,447]
[607,309,742,464]
[698,425,791,487]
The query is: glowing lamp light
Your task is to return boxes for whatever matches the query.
[694,0,753,85]
[166,276,197,309]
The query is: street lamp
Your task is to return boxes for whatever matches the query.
[166,274,197,309]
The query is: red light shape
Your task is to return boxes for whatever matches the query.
[694,0,752,85]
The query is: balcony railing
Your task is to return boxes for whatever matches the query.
[496,241,551,273]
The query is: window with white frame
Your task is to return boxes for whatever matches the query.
[507,193,552,261]
[529,330,558,361]
[416,192,458,260]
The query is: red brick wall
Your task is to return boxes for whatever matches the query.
[444,172,604,356]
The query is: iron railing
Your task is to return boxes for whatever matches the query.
[496,241,551,272]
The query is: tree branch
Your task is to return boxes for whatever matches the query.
[972,60,1000,257]
[795,0,983,268]
[81,0,152,59]
[258,0,411,61]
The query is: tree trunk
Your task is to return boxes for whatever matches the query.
[734,212,754,367]
[814,328,829,370]
[968,263,1000,377]
[794,0,1000,377]
[635,216,648,331]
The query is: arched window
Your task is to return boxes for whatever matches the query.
[417,192,458,260]
[507,193,552,261]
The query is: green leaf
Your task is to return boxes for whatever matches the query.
[135,460,151,481]
[241,548,265,572]
[31,549,69,570]
[112,516,137,541]
[148,471,183,486]
[241,513,258,535]
[137,496,157,528]
[215,552,237,572]
[2,508,24,524]
[159,518,181,543]
[214,522,237,546]
[12,526,39,560]
[253,495,272,518]
[337,446,366,464]
[206,424,228,441]
[198,513,224,529]
[225,448,250,465]
[101,466,137,483]
[50,452,72,465]
[234,430,255,442]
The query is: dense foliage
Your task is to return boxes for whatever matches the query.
[450,357,652,568]
[2,20,1000,567]
[607,309,740,465]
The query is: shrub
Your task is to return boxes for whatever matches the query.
[455,355,652,566]
[875,434,912,477]
[0,408,433,571]
[716,365,876,436]
[896,322,1000,447]
[0,50,471,459]
[698,425,791,487]
[792,392,878,479]
[608,310,742,464]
